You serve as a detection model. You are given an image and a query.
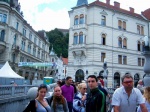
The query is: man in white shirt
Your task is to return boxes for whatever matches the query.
[112,73,147,112]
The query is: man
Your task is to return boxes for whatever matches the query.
[86,75,106,112]
[61,76,74,112]
[112,73,147,112]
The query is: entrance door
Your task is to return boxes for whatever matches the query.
[114,72,120,88]
[75,69,84,82]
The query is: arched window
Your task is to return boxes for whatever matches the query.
[118,20,122,29]
[123,21,126,30]
[0,30,5,41]
[114,72,120,88]
[141,42,144,51]
[75,69,84,82]
[137,41,140,51]
[101,34,106,45]
[101,15,106,25]
[118,37,122,48]
[74,15,78,25]
[79,14,84,24]
[123,38,127,48]
[79,32,83,44]
[73,33,78,45]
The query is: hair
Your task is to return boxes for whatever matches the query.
[121,73,133,82]
[37,84,47,97]
[138,80,143,83]
[87,75,98,82]
[144,87,150,103]
[65,76,72,81]
[77,82,87,91]
[53,85,66,112]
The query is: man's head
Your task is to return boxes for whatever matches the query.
[138,80,143,85]
[87,75,98,90]
[122,73,134,91]
[65,76,72,85]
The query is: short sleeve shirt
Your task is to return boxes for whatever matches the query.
[112,86,144,112]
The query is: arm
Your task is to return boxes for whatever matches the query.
[114,106,120,112]
[23,100,35,112]
[139,103,148,112]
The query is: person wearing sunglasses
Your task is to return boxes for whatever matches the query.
[112,73,147,112]
[86,75,106,112]
[73,82,87,112]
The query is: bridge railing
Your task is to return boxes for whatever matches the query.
[0,85,35,99]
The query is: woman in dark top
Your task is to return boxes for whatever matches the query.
[23,84,51,112]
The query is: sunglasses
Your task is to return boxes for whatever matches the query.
[123,81,133,84]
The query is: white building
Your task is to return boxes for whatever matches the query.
[68,0,150,87]
[0,0,51,83]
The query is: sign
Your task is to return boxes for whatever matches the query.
[18,62,56,67]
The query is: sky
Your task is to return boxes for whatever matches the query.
[18,0,150,31]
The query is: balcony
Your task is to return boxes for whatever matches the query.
[73,24,87,30]
[12,44,20,53]
[0,40,6,53]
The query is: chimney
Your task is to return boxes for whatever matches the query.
[106,0,110,5]
[114,1,120,8]
[129,7,134,13]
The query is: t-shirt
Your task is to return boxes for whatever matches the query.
[112,86,144,112]
[61,84,74,102]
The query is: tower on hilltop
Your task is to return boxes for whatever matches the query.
[76,0,88,7]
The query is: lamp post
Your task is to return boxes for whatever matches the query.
[143,36,150,87]
[103,58,108,87]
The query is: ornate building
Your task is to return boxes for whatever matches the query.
[68,0,150,87]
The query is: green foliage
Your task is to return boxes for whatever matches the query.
[46,28,69,58]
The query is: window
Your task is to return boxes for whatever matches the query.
[101,53,106,62]
[73,33,78,45]
[123,56,127,64]
[118,37,122,48]
[101,15,106,25]
[33,47,36,56]
[142,58,145,66]
[16,22,19,30]
[23,28,26,36]
[118,55,122,64]
[41,51,44,60]
[142,42,144,51]
[21,40,25,51]
[0,14,7,23]
[79,32,83,44]
[123,38,127,48]
[37,49,40,58]
[137,25,144,35]
[28,44,31,54]
[79,14,84,24]
[123,21,126,30]
[12,53,16,63]
[138,58,141,66]
[29,32,32,41]
[39,41,41,47]
[20,56,24,62]
[138,58,145,66]
[137,41,140,51]
[118,20,122,29]
[13,34,17,45]
[34,37,37,44]
[101,34,106,45]
[0,30,5,41]
[42,44,45,50]
[74,15,78,25]
[27,59,30,62]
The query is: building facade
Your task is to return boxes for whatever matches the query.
[68,0,150,87]
[0,0,52,83]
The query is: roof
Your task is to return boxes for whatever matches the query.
[62,58,68,65]
[89,1,144,20]
[142,8,150,20]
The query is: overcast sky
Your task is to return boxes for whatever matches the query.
[18,0,150,31]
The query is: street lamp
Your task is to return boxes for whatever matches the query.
[143,36,150,87]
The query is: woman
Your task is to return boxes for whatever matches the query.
[73,82,87,112]
[137,86,150,112]
[23,84,51,112]
[50,85,69,112]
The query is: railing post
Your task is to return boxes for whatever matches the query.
[24,86,27,94]
[11,86,15,96]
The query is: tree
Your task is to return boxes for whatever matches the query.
[46,28,69,58]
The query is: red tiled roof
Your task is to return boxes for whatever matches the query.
[89,1,144,20]
[62,58,68,65]
[142,8,150,20]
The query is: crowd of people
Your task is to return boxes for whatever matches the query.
[23,74,150,112]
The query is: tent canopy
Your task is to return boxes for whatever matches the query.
[0,61,24,79]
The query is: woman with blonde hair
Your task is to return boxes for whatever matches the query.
[137,86,150,112]
[73,82,87,112]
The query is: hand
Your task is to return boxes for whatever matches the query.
[82,95,86,101]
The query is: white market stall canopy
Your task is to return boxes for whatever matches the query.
[0,61,24,79]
